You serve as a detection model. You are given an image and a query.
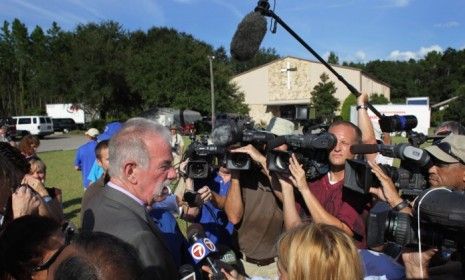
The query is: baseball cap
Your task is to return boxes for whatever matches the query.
[85,128,99,138]
[266,117,295,136]
[97,122,122,142]
[424,134,465,164]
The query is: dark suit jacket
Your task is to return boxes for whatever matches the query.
[81,185,178,279]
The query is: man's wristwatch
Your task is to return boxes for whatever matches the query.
[393,200,411,211]
[356,104,368,111]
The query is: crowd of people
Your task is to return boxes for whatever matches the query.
[1,93,465,279]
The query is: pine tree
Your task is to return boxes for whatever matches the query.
[310,73,340,122]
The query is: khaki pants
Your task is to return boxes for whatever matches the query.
[241,259,278,280]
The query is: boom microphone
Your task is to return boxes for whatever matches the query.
[350,143,431,167]
[230,11,267,61]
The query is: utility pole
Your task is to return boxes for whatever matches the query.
[208,55,216,131]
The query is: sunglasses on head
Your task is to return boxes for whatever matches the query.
[32,224,74,272]
[435,142,465,165]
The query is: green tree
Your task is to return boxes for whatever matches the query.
[443,85,465,126]
[231,47,280,75]
[310,73,340,122]
[0,21,17,115]
[340,94,356,121]
[369,93,389,104]
[11,19,30,114]
[327,51,339,65]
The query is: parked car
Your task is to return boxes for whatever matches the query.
[52,118,77,133]
[13,116,54,138]
[0,116,17,139]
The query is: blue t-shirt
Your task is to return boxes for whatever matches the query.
[74,140,97,188]
[150,195,191,267]
[360,249,405,280]
[194,172,234,247]
[87,160,104,184]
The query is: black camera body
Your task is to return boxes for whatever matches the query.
[367,188,465,259]
[266,132,336,180]
[345,142,431,199]
[185,136,224,179]
[344,159,427,197]
[212,124,276,171]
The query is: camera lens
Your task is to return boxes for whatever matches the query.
[231,153,247,168]
[275,153,290,170]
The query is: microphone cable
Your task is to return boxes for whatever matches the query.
[415,187,451,279]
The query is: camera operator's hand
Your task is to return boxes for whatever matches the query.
[368,161,403,208]
[288,153,308,192]
[12,185,40,219]
[277,173,294,191]
[357,92,369,105]
[230,144,266,167]
[402,247,437,279]
[197,186,213,203]
[201,266,246,280]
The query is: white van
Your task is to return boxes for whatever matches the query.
[13,116,54,138]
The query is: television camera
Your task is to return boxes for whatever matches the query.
[266,131,336,180]
[367,188,465,265]
[344,143,431,198]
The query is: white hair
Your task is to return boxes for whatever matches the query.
[108,118,170,179]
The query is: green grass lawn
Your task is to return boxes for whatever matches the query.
[39,150,84,227]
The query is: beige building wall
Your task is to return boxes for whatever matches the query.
[231,56,390,123]
[361,74,391,100]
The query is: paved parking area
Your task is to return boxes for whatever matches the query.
[35,133,88,152]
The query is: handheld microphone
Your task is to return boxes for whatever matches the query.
[187,224,225,280]
[230,11,267,61]
[350,143,431,167]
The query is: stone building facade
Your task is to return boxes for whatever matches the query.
[230,56,390,125]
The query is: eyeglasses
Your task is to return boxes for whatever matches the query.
[32,225,73,272]
[435,142,465,165]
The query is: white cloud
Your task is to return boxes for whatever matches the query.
[379,0,412,8]
[418,45,443,57]
[388,45,443,61]
[14,0,88,25]
[389,50,417,61]
[434,21,460,28]
[390,0,412,7]
[355,50,367,61]
[69,0,103,19]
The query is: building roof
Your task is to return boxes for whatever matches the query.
[231,55,391,88]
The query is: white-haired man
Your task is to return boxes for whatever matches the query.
[81,118,178,279]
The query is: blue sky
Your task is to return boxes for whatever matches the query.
[1,0,464,62]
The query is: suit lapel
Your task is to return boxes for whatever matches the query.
[102,186,171,252]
